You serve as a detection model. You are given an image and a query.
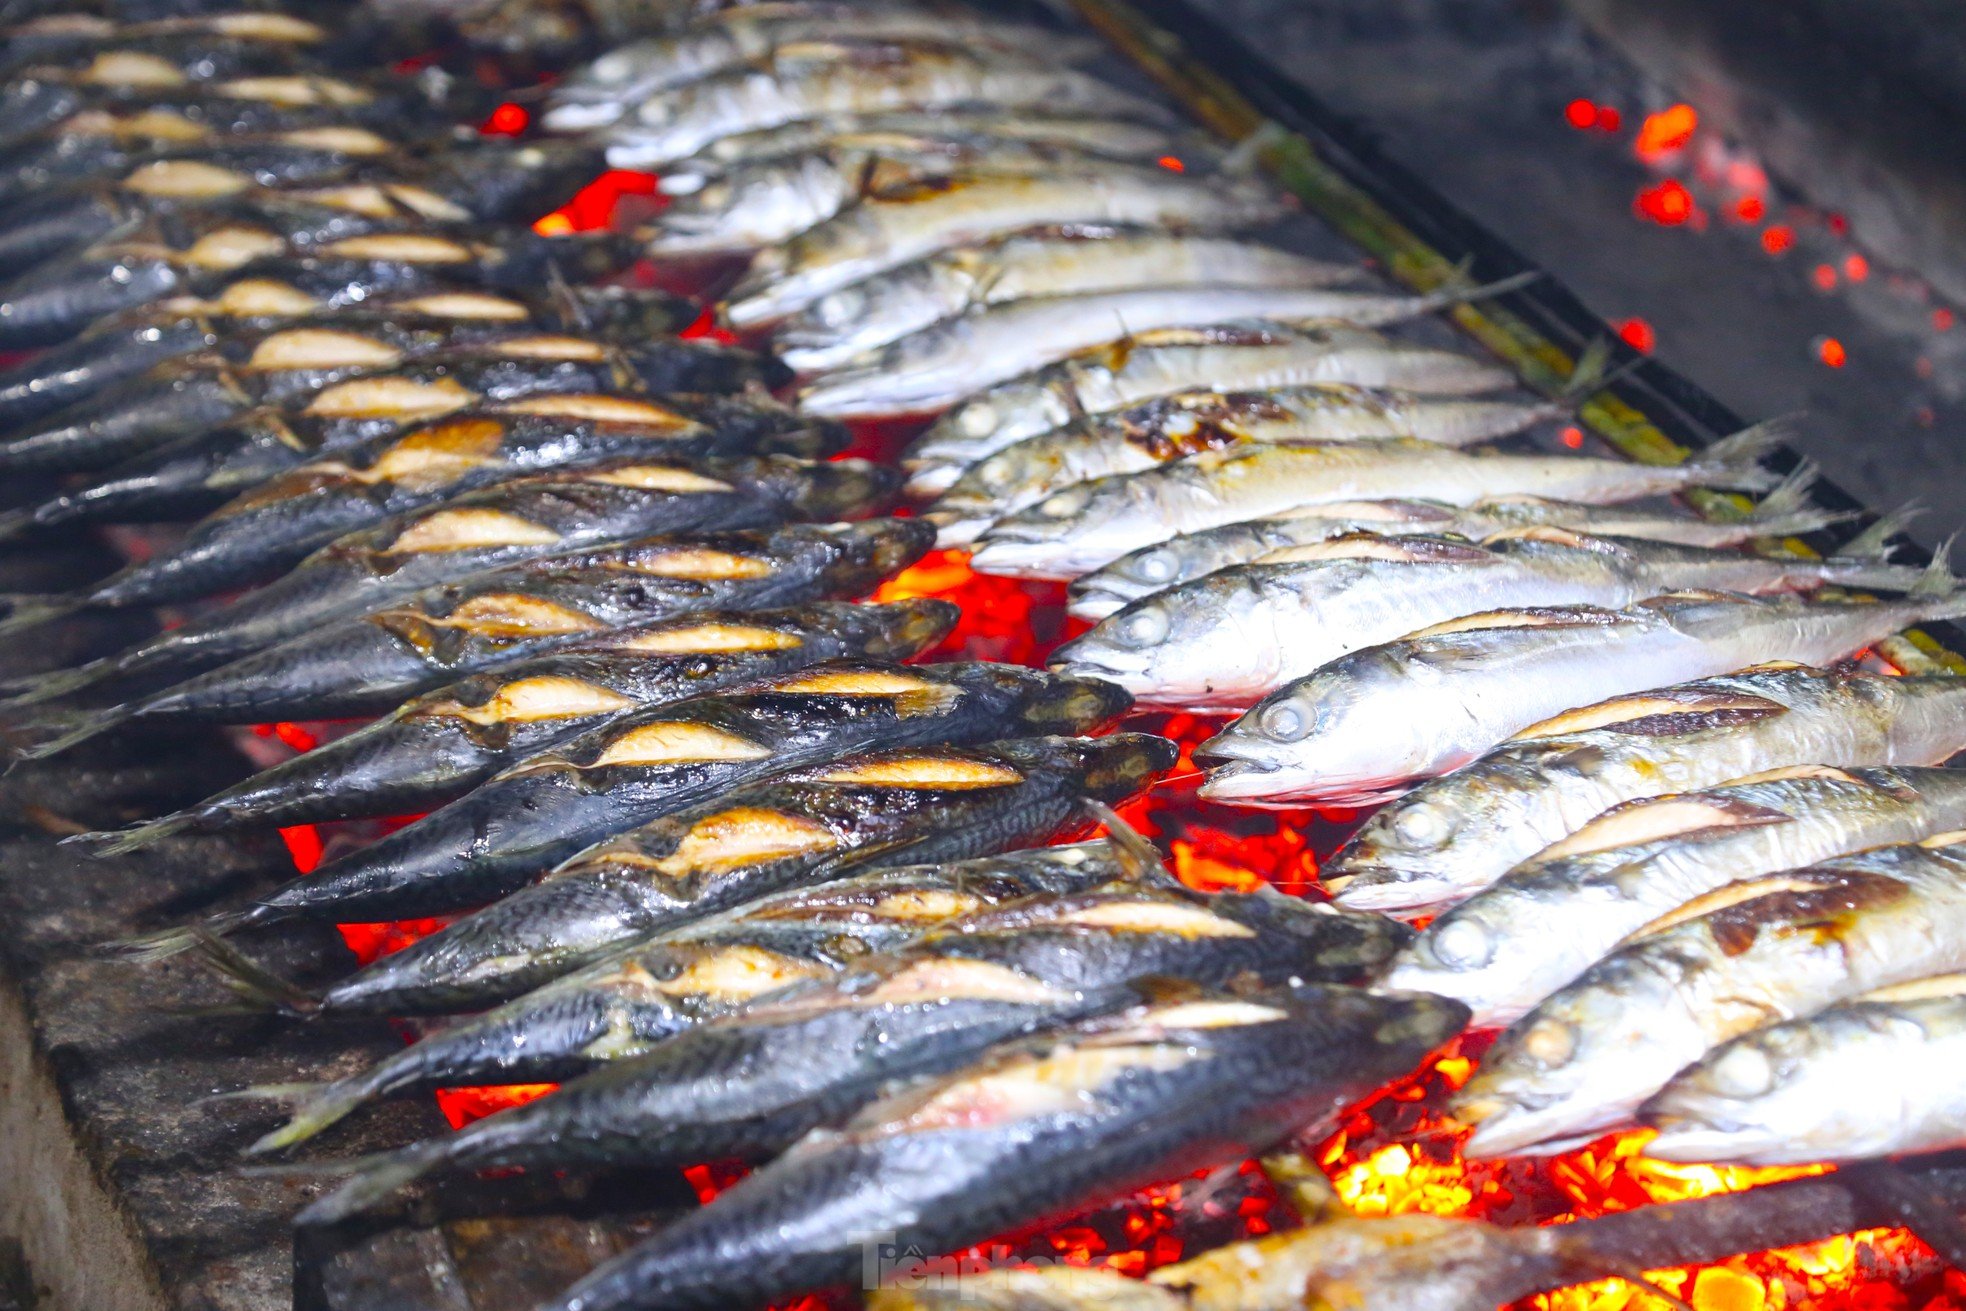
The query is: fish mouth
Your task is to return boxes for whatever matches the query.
[901,467,961,500]
[966,537,1072,581]
[540,102,622,133]
[1637,1117,1772,1163]
[1064,590,1129,622]
[1046,636,1149,682]
[1322,864,1454,915]
[1456,1096,1594,1159]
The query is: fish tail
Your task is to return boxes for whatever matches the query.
[1081,797,1175,887]
[0,656,115,707]
[1420,265,1540,315]
[185,929,320,1015]
[63,810,197,857]
[0,592,84,637]
[292,1138,454,1226]
[1684,417,1798,492]
[104,906,281,964]
[245,1074,383,1156]
[1833,504,1923,562]
[2,703,132,764]
[198,1080,326,1108]
[0,503,37,543]
[1743,460,1845,533]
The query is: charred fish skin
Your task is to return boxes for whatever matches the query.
[297,883,1407,1217]
[242,665,1135,935]
[1380,765,1966,1028]
[39,455,892,696]
[1052,527,1928,713]
[47,402,844,613]
[93,600,959,845]
[1197,583,1966,808]
[303,732,1177,1016]
[970,425,1787,582]
[904,324,1518,497]
[47,517,936,749]
[1325,666,1966,916]
[1453,835,1966,1157]
[247,843,1140,1152]
[528,984,1467,1311]
[1642,975,1966,1167]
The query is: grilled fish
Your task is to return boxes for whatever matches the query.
[1644,973,1966,1166]
[28,517,931,761]
[1454,833,1966,1156]
[86,600,958,851]
[774,234,1361,376]
[547,10,1097,129]
[972,423,1785,581]
[1380,765,1966,1027]
[725,163,1287,327]
[0,283,701,432]
[797,277,1537,418]
[2,398,840,621]
[193,664,1130,950]
[11,454,891,707]
[296,885,1409,1221]
[906,323,1517,497]
[1326,664,1966,915]
[274,733,1177,1016]
[1197,578,1966,807]
[1055,523,1923,712]
[602,41,1164,169]
[929,391,1597,547]
[244,843,1140,1152]
[1065,468,1839,620]
[522,984,1464,1311]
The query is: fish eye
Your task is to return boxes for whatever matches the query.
[1131,551,1175,583]
[1429,917,1494,970]
[1390,803,1453,849]
[957,402,998,437]
[1709,1044,1774,1098]
[1115,607,1168,649]
[815,288,863,328]
[1260,698,1315,743]
[1519,1017,1576,1068]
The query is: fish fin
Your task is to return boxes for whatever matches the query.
[0,593,84,638]
[1834,506,1923,562]
[1684,418,1798,493]
[0,656,116,708]
[1424,266,1540,312]
[247,1076,380,1156]
[199,1080,326,1107]
[1744,461,1826,522]
[1842,1161,1966,1271]
[63,810,196,857]
[290,1138,454,1226]
[104,906,278,964]
[1256,1148,1341,1223]
[1080,797,1176,887]
[2,704,132,764]
[1219,119,1290,177]
[1908,539,1958,600]
[185,928,320,1015]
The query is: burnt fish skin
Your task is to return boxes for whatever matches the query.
[185,664,1133,947]
[297,883,1411,1221]
[0,397,843,622]
[28,518,934,763]
[0,225,636,349]
[245,843,1136,1153]
[86,600,960,851]
[0,283,701,431]
[0,329,781,486]
[524,984,1466,1311]
[280,733,1177,1017]
[14,455,886,705]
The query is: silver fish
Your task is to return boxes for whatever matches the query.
[971,423,1785,582]
[1066,467,1839,620]
[775,234,1361,376]
[1380,765,1966,1028]
[728,164,1288,328]
[907,323,1516,497]
[1643,970,1966,1166]
[1327,663,1966,915]
[1457,835,1966,1156]
[1056,526,1927,713]
[1200,581,1966,808]
[605,43,1162,170]
[548,11,1097,130]
[930,390,1588,547]
[797,277,1536,418]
